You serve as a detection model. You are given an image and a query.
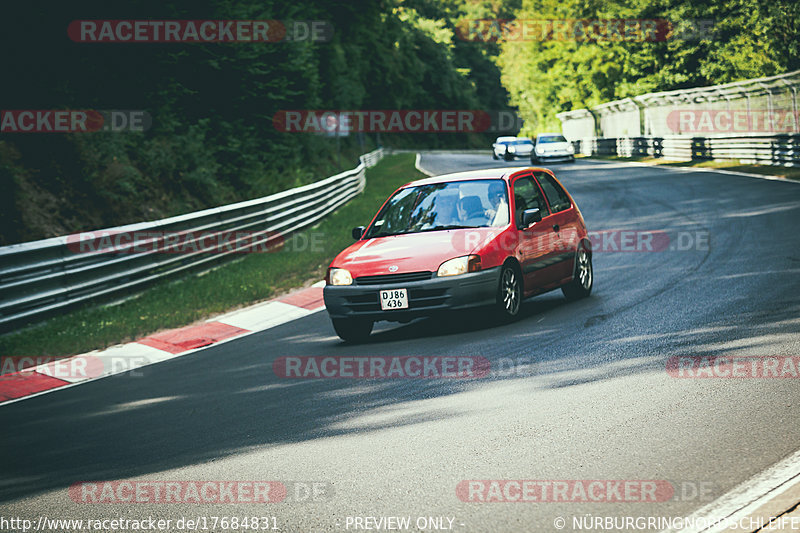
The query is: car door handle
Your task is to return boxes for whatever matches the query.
[552,224,560,232]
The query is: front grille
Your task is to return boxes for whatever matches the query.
[355,271,432,286]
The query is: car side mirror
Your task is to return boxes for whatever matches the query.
[352,226,365,240]
[522,208,542,227]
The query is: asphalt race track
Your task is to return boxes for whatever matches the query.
[1,154,799,532]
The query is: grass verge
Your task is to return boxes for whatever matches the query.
[579,154,800,180]
[0,154,422,358]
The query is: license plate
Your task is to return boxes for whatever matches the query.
[380,288,408,310]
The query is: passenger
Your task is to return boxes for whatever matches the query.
[485,182,509,226]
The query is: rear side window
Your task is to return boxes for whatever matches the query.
[512,176,548,226]
[535,173,571,213]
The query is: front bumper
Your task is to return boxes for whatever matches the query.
[533,152,574,162]
[323,267,501,321]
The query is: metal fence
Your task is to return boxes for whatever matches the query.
[570,134,800,165]
[557,70,800,165]
[0,148,384,330]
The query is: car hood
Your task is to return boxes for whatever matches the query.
[332,227,503,277]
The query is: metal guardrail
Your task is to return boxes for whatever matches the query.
[0,148,384,330]
[570,134,800,165]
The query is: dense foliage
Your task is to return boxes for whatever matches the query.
[494,0,800,131]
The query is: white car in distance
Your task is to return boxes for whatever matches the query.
[492,136,516,160]
[493,137,535,161]
[531,133,575,163]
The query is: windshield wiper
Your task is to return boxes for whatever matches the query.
[422,224,483,231]
[367,225,483,238]
[367,231,404,238]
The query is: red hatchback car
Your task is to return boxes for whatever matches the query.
[323,167,593,342]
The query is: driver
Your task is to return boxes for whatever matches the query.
[456,196,484,224]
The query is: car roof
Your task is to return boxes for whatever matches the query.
[536,132,565,137]
[404,167,549,187]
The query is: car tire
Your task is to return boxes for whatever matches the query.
[562,245,593,300]
[530,156,538,164]
[504,153,513,162]
[331,318,373,343]
[493,152,499,160]
[496,263,522,320]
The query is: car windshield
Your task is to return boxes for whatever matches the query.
[538,135,568,143]
[511,140,533,145]
[365,179,510,238]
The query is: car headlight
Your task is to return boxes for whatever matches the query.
[508,146,516,153]
[436,255,481,277]
[328,268,353,286]
[535,146,545,154]
[566,144,575,154]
